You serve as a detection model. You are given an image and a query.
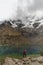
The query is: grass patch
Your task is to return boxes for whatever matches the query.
[28,54,40,58]
[40,50,43,56]
[0,53,23,65]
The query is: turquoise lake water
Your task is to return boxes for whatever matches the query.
[0,45,43,55]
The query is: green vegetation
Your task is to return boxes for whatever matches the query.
[40,50,43,56]
[0,54,23,65]
[28,54,40,58]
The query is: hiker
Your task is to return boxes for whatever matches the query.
[23,49,27,57]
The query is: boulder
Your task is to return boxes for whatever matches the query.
[37,56,43,64]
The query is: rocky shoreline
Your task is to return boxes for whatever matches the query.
[2,56,43,65]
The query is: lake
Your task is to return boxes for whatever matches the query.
[0,45,43,55]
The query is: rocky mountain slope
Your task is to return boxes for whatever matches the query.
[0,21,32,46]
[0,15,43,46]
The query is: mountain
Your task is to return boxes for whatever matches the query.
[0,21,32,46]
[0,15,43,46]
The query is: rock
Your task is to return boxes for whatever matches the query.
[37,56,43,64]
[3,56,43,65]
[31,58,37,62]
[18,62,22,65]
[3,57,15,65]
[22,57,31,65]
[30,61,41,65]
[13,58,19,62]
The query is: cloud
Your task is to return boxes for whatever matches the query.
[35,10,43,17]
[0,0,34,22]
[29,0,34,5]
[28,0,43,12]
[17,0,34,19]
[0,0,43,23]
[18,0,34,11]
[0,0,18,22]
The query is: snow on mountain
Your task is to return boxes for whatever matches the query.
[21,12,43,29]
[0,10,43,29]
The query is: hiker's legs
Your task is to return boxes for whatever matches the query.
[23,54,26,57]
[25,54,26,57]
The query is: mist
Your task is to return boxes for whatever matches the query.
[0,0,34,24]
[0,0,18,22]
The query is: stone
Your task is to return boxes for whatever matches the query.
[37,56,43,64]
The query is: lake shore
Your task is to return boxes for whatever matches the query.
[1,55,43,65]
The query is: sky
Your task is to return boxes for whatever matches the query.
[0,0,43,23]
